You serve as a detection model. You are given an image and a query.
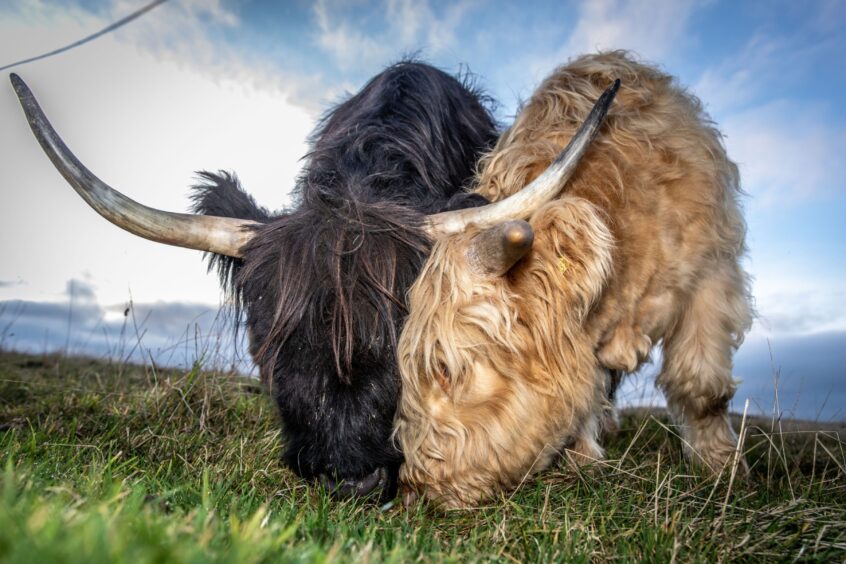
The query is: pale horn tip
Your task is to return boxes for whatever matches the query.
[503,220,534,249]
[9,73,28,100]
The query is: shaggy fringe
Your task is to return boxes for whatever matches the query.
[238,202,430,382]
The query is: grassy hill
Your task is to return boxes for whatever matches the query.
[1,351,844,561]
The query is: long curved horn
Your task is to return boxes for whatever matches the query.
[10,74,258,258]
[426,79,620,236]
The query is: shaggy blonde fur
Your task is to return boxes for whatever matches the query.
[395,51,753,508]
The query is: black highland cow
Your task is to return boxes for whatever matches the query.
[10,62,497,499]
[191,63,499,497]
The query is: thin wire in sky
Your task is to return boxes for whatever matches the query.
[0,0,170,72]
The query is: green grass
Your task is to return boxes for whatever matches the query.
[0,351,844,562]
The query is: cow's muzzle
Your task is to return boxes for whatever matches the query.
[319,466,391,500]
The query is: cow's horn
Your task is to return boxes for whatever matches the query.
[10,74,258,258]
[426,79,620,236]
[467,220,534,276]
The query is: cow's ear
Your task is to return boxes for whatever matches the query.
[466,220,534,277]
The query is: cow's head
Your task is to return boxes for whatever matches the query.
[395,199,615,508]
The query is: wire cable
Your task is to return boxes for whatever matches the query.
[1,0,170,72]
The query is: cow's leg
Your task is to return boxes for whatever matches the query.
[656,261,752,473]
[566,412,604,467]
[601,369,623,437]
[597,324,652,373]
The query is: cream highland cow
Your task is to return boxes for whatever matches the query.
[395,51,753,509]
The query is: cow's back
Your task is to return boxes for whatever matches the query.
[475,51,748,371]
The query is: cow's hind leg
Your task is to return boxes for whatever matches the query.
[601,369,623,437]
[565,411,604,468]
[656,261,752,473]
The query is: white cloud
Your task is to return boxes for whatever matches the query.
[744,263,846,338]
[0,291,250,371]
[563,0,701,61]
[386,0,475,53]
[104,0,240,67]
[757,295,846,336]
[2,0,238,65]
[693,34,783,116]
[721,100,846,207]
[312,0,477,71]
[488,0,704,104]
[0,2,316,308]
[314,0,386,70]
[692,3,845,118]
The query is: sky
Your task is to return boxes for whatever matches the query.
[1,0,844,420]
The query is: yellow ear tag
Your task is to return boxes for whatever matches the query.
[557,256,570,274]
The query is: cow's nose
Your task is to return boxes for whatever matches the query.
[319,466,387,498]
[401,486,419,508]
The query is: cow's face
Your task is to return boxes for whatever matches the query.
[395,199,614,508]
[236,207,431,501]
[270,330,403,498]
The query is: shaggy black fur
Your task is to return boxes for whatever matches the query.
[191,61,497,498]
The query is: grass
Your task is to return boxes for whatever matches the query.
[0,351,844,562]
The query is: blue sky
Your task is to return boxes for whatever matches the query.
[1,0,844,420]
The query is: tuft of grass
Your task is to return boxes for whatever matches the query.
[1,351,844,562]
